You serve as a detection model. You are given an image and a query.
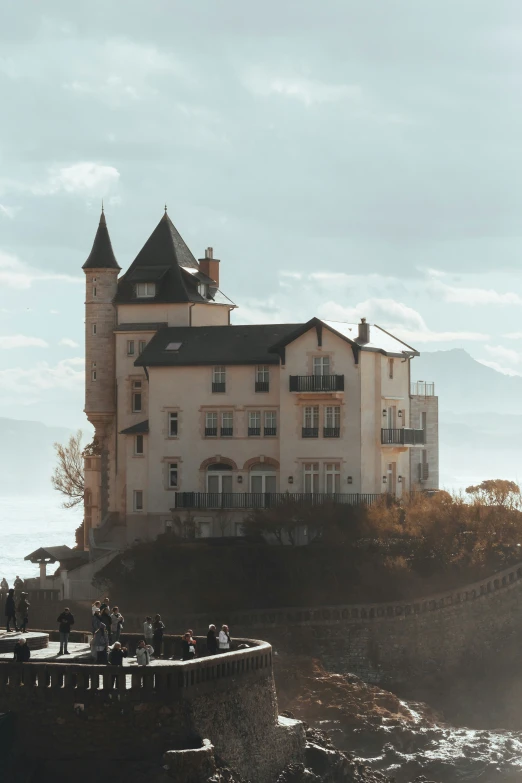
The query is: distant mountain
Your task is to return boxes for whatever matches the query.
[0,418,74,496]
[412,348,522,414]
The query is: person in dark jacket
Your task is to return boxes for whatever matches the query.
[100,607,112,641]
[93,626,109,664]
[56,608,75,655]
[17,593,30,633]
[206,624,218,655]
[5,589,17,632]
[108,641,127,665]
[181,632,195,661]
[13,638,30,662]
[152,614,165,657]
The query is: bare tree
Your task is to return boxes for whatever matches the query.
[51,430,85,508]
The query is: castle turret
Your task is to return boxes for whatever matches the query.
[83,210,120,543]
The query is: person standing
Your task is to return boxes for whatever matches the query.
[13,575,24,597]
[143,616,154,646]
[108,641,127,665]
[218,624,231,651]
[17,593,30,633]
[207,624,218,655]
[1,577,8,595]
[56,607,75,655]
[93,625,109,664]
[110,606,124,643]
[5,589,17,632]
[100,607,112,642]
[181,632,195,661]
[136,640,152,666]
[100,597,110,611]
[13,638,30,662]
[152,614,165,658]
[91,600,101,615]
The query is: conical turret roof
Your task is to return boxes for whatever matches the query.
[82,211,121,271]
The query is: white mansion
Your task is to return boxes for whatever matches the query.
[82,209,439,550]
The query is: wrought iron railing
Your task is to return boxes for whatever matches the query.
[264,427,277,437]
[289,375,344,392]
[381,428,425,445]
[323,427,340,438]
[173,492,382,510]
[302,427,319,438]
[410,381,435,397]
[255,381,269,393]
[212,382,226,393]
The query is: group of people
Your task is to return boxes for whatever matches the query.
[4,586,30,634]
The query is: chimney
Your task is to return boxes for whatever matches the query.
[358,317,370,343]
[198,246,220,287]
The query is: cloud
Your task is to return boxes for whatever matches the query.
[0,251,82,289]
[43,162,120,196]
[243,68,361,106]
[0,204,16,219]
[0,335,48,349]
[0,358,84,400]
[59,338,79,348]
[428,273,522,305]
[316,298,490,343]
[484,344,522,365]
[477,360,522,377]
[503,332,522,340]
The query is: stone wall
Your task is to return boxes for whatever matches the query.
[0,639,303,783]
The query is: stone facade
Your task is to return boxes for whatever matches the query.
[0,639,304,783]
[409,387,439,491]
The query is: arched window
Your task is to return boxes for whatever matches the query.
[249,463,277,494]
[207,462,233,494]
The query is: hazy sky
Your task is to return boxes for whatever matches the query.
[2,1,522,427]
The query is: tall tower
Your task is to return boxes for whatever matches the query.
[82,210,120,544]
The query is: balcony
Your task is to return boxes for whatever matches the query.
[264,427,277,437]
[323,427,340,438]
[381,428,425,446]
[220,427,233,437]
[255,381,269,393]
[410,381,435,397]
[212,382,226,393]
[289,375,344,392]
[248,427,261,436]
[173,492,382,510]
[302,427,319,438]
[205,427,217,437]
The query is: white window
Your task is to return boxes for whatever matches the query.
[133,490,143,511]
[91,361,97,382]
[92,324,97,335]
[313,356,330,376]
[264,410,277,435]
[132,381,142,413]
[388,358,394,379]
[221,411,233,435]
[255,366,270,391]
[212,366,226,391]
[135,282,155,298]
[168,462,178,488]
[198,283,208,298]
[139,340,146,355]
[250,463,277,494]
[135,435,144,455]
[205,411,218,436]
[324,406,340,436]
[168,412,178,437]
[303,406,319,436]
[248,411,261,435]
[303,463,319,493]
[325,463,341,494]
[127,340,135,356]
[207,463,233,493]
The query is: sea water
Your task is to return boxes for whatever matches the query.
[0,495,81,584]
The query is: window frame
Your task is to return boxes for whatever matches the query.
[134,434,144,455]
[133,490,144,512]
[303,462,320,493]
[168,411,178,438]
[264,410,277,436]
[313,355,330,376]
[388,358,394,379]
[92,323,97,335]
[135,282,156,298]
[131,381,143,413]
[205,411,218,437]
[220,410,233,437]
[168,462,178,489]
[127,340,135,356]
[138,339,146,355]
[324,462,341,494]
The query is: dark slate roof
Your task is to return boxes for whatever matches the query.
[115,212,234,306]
[120,420,149,435]
[135,324,302,367]
[24,546,88,563]
[82,212,121,270]
[114,323,168,332]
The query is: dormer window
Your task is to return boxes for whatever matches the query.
[198,283,208,298]
[135,282,156,298]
